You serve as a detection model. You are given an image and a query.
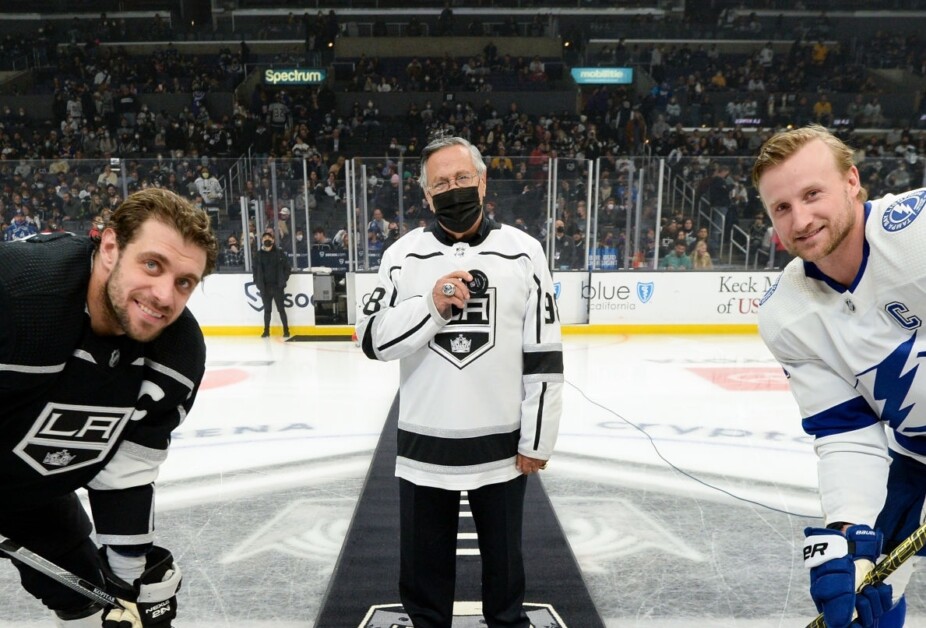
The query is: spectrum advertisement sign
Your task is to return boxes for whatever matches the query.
[585,272,780,325]
[263,68,327,85]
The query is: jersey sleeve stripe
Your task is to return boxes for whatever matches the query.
[533,275,543,342]
[0,361,67,373]
[387,266,402,307]
[523,349,564,376]
[95,531,156,546]
[86,441,165,491]
[378,314,433,351]
[802,396,880,438]
[144,358,195,393]
[361,315,378,359]
[532,382,547,450]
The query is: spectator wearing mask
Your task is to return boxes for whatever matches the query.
[253,232,291,338]
[222,234,245,269]
[552,219,575,270]
[293,228,309,269]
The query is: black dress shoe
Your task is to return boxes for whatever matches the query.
[261,331,269,338]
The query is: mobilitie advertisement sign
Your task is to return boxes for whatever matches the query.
[570,67,633,85]
[263,68,327,86]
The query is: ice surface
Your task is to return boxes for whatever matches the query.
[1,335,921,627]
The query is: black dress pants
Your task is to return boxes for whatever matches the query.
[260,284,289,332]
[399,474,529,628]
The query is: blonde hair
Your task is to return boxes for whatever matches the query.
[692,241,713,269]
[752,124,867,203]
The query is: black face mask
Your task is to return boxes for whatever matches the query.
[262,239,273,248]
[431,185,482,234]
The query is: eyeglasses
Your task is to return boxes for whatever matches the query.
[427,172,479,194]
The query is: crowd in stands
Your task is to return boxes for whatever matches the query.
[250,6,559,41]
[2,9,926,273]
[344,47,556,94]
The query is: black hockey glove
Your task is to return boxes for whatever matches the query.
[100,545,182,627]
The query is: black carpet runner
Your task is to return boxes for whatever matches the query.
[315,394,604,628]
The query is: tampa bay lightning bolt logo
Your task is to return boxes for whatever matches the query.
[636,281,654,304]
[856,333,919,429]
[881,191,926,232]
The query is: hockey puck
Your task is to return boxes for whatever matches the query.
[466,269,489,296]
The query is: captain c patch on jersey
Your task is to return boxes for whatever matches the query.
[13,402,135,476]
[430,288,496,369]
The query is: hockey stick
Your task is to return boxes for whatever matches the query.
[0,532,125,610]
[806,520,926,627]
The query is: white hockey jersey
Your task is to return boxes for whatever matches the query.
[356,218,563,491]
[759,188,926,526]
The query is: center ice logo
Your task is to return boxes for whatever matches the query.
[360,602,567,627]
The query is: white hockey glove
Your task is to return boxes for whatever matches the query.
[100,546,182,627]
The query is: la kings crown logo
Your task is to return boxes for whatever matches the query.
[430,288,496,368]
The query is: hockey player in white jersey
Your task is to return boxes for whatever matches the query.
[753,124,924,628]
[356,136,563,628]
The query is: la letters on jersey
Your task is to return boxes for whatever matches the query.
[430,289,496,368]
[13,402,134,475]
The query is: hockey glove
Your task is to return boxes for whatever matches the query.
[100,545,182,627]
[803,525,893,628]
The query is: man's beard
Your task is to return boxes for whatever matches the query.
[101,259,166,343]
[788,190,856,262]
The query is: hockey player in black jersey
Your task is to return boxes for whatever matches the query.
[357,136,563,627]
[0,188,217,626]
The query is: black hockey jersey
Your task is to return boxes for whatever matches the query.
[0,234,206,546]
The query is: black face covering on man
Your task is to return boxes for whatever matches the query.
[431,185,482,234]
